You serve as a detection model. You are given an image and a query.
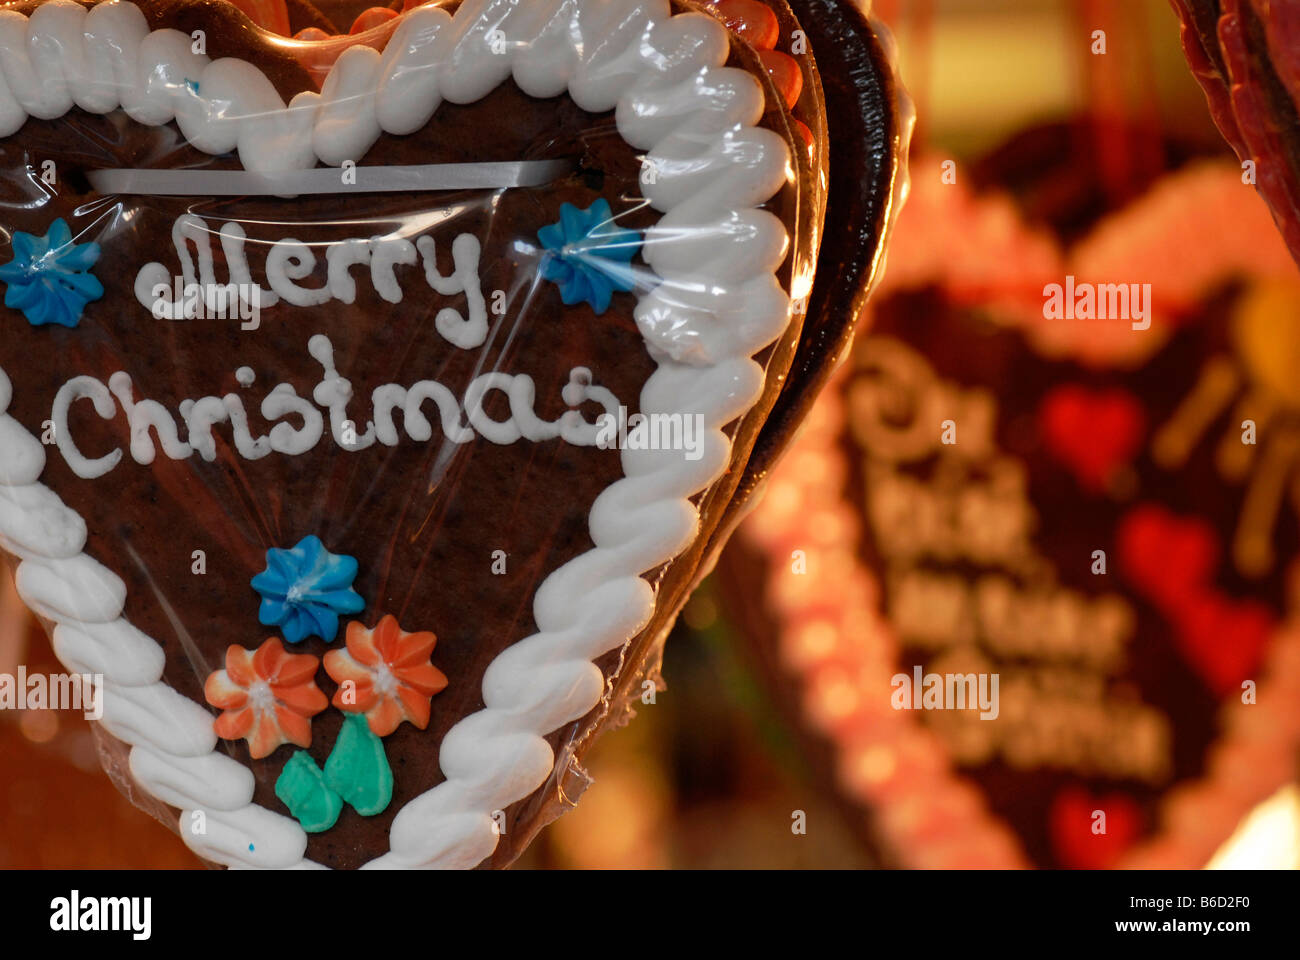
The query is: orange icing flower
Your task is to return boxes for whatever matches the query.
[324,616,448,737]
[204,638,328,759]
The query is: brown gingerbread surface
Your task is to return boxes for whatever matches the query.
[0,0,812,868]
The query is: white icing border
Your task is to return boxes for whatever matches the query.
[0,0,793,868]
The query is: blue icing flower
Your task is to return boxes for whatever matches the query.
[251,535,364,645]
[0,218,103,328]
[537,199,642,314]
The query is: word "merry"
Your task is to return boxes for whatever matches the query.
[135,215,488,348]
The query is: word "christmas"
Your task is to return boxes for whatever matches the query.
[50,335,623,480]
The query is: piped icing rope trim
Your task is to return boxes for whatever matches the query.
[0,0,793,869]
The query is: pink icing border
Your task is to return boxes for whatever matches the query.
[739,358,1300,869]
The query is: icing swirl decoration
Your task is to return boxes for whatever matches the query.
[204,638,329,760]
[251,536,365,645]
[538,199,643,314]
[324,615,448,737]
[0,218,103,328]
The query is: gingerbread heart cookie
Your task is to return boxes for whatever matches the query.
[0,0,837,869]
[723,130,1300,869]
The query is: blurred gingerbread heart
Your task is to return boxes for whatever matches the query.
[723,126,1300,869]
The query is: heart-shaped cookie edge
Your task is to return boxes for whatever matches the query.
[0,0,799,869]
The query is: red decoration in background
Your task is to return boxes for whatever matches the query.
[702,1,812,142]
[350,6,399,34]
[1175,594,1273,697]
[226,0,290,36]
[708,0,780,49]
[323,616,448,737]
[1050,788,1141,869]
[757,47,804,109]
[1116,504,1220,609]
[1118,505,1274,696]
[1039,385,1145,492]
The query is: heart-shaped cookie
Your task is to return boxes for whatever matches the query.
[0,0,841,869]
[1171,0,1300,265]
[722,133,1300,869]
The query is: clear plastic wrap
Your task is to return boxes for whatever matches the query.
[0,0,833,868]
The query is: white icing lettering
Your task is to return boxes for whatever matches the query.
[262,383,325,456]
[106,371,193,465]
[51,376,122,479]
[267,239,331,307]
[135,217,487,348]
[308,334,375,451]
[49,339,621,478]
[418,233,488,349]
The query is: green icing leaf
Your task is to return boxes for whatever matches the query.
[275,751,342,833]
[324,712,393,817]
